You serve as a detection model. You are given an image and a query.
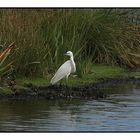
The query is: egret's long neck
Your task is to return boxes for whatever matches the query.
[70,55,74,62]
[70,54,76,73]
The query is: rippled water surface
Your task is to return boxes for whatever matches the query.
[0,84,140,132]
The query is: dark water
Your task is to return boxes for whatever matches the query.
[0,84,140,132]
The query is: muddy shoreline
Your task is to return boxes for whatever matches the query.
[0,77,140,101]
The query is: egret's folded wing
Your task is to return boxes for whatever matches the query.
[51,60,71,84]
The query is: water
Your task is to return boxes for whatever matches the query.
[0,84,140,132]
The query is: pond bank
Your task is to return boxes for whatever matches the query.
[0,77,140,101]
[0,64,140,100]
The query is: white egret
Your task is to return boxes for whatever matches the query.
[50,51,76,85]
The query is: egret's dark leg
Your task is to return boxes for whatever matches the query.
[65,75,69,86]
[59,80,63,87]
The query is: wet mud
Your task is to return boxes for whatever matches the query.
[0,77,140,100]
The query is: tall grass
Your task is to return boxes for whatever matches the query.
[0,42,14,79]
[0,9,139,78]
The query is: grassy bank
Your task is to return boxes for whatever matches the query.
[0,64,140,95]
[16,64,140,87]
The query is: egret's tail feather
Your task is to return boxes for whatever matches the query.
[50,74,65,85]
[50,77,56,85]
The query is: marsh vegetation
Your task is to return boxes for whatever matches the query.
[0,9,140,88]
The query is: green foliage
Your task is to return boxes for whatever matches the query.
[17,77,50,86]
[0,9,139,78]
[16,64,129,87]
[0,87,13,94]
[68,64,126,86]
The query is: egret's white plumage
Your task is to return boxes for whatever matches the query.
[51,51,76,85]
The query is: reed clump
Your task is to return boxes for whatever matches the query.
[0,9,139,78]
